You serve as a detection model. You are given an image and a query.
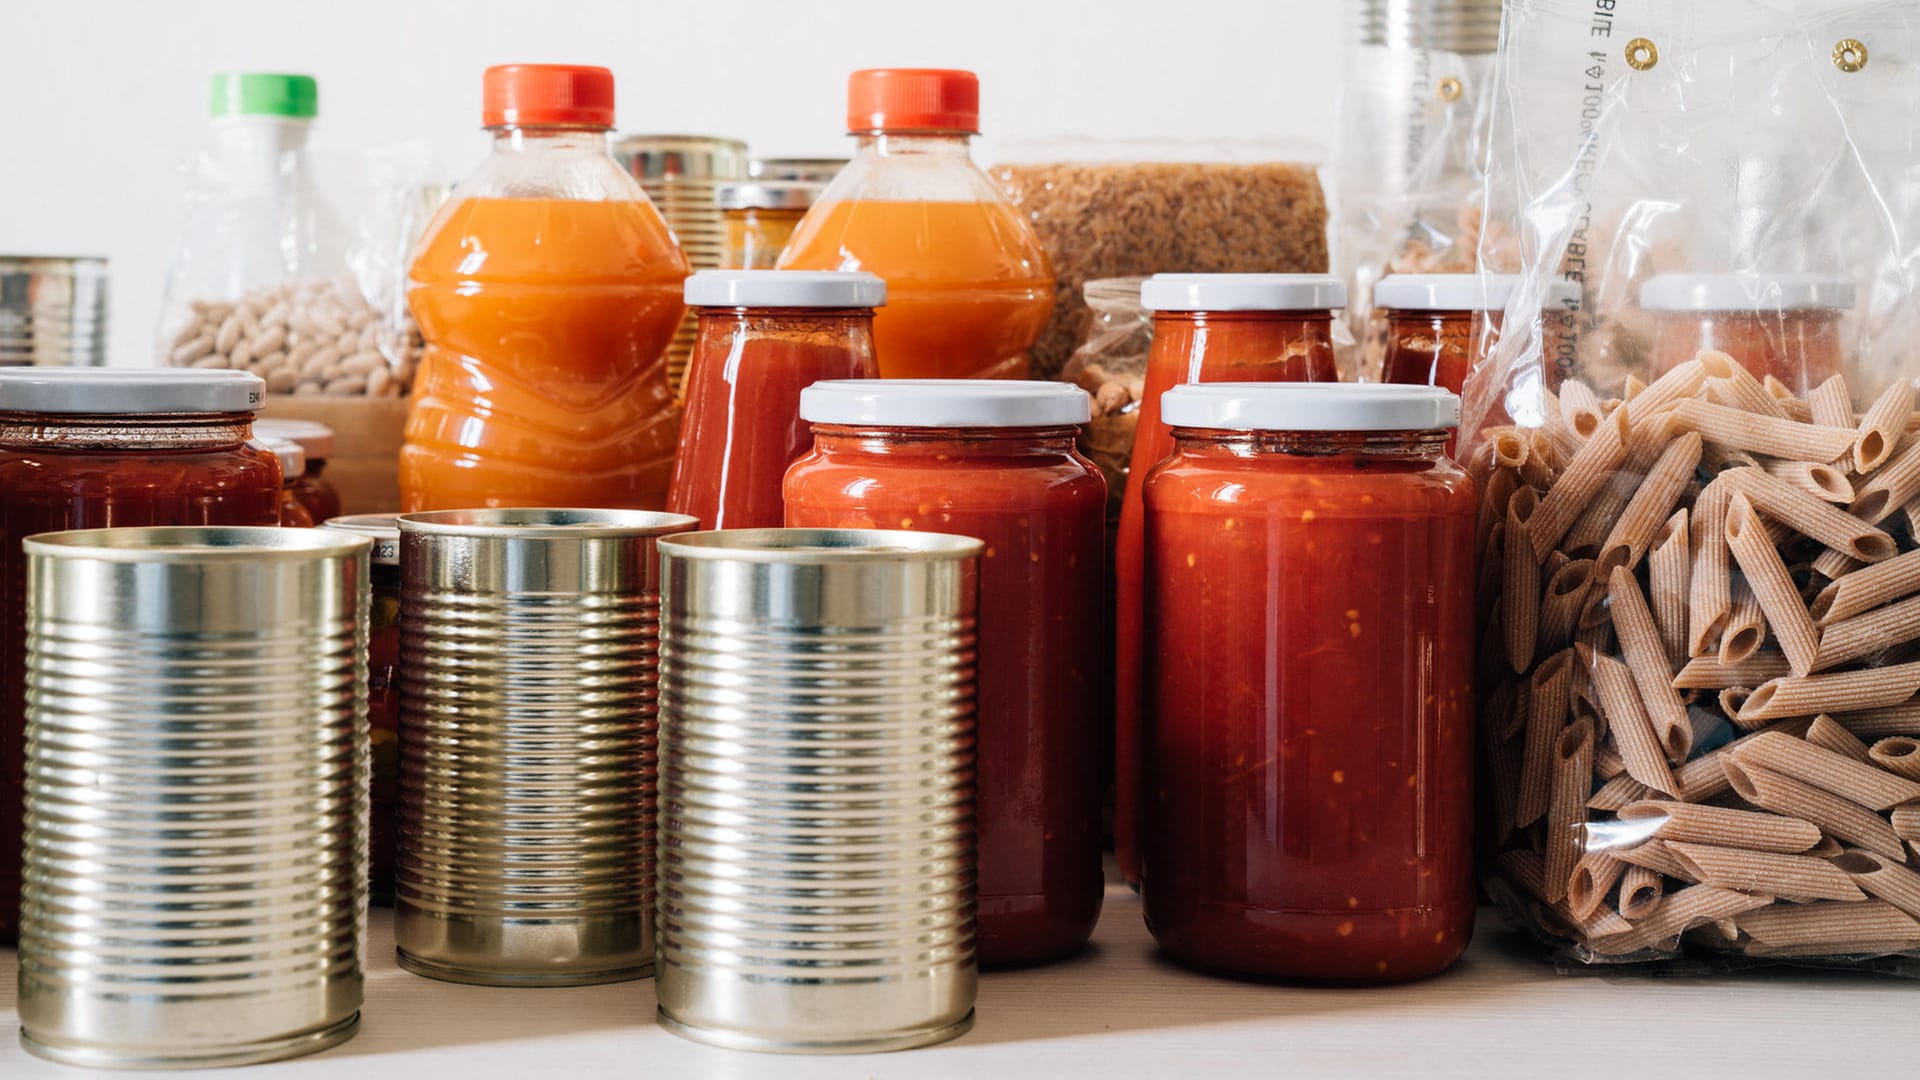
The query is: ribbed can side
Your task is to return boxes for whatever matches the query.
[1354,0,1504,53]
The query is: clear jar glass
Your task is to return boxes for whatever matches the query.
[783,381,1106,968]
[319,513,401,905]
[667,272,882,529]
[256,417,341,522]
[1114,273,1345,884]
[1141,383,1475,982]
[1639,273,1852,395]
[402,64,690,512]
[778,69,1053,380]
[718,182,821,270]
[0,369,280,943]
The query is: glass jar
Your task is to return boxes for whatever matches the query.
[784,380,1107,968]
[256,417,341,521]
[0,368,280,943]
[402,64,690,512]
[1141,383,1475,982]
[718,182,822,270]
[1114,273,1345,884]
[318,512,401,905]
[263,440,314,526]
[1639,272,1853,394]
[778,69,1054,380]
[1376,273,1584,394]
[667,271,883,530]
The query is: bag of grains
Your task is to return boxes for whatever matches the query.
[990,139,1329,382]
[1061,276,1152,537]
[158,73,419,397]
[1470,0,1920,975]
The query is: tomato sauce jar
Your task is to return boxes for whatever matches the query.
[667,270,883,529]
[255,418,342,522]
[263,440,315,526]
[1141,383,1475,982]
[784,380,1106,967]
[1639,272,1853,394]
[1115,273,1344,885]
[0,368,281,942]
[1376,273,1584,395]
[319,512,401,904]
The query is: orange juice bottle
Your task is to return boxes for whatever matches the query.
[401,64,689,511]
[778,69,1053,380]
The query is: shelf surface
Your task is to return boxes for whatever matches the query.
[4,880,1916,1078]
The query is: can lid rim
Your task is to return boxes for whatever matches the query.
[24,526,369,562]
[660,527,984,563]
[398,507,700,540]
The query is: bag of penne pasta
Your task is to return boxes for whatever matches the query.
[1469,0,1920,973]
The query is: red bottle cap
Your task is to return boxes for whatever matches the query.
[846,69,979,134]
[482,64,615,129]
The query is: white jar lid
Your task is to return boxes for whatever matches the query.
[261,438,306,477]
[320,512,400,564]
[685,270,886,309]
[1374,273,1583,312]
[800,379,1091,428]
[1140,274,1345,313]
[254,417,334,460]
[1161,382,1460,432]
[1638,273,1856,312]
[0,368,265,414]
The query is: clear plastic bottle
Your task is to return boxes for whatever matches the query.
[402,65,690,511]
[778,69,1054,381]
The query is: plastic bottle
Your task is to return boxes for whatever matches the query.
[779,69,1053,380]
[401,65,689,511]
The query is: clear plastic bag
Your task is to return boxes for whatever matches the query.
[1061,277,1152,535]
[990,139,1328,381]
[1472,0,1920,973]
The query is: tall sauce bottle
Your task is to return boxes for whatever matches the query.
[779,68,1053,380]
[402,64,689,511]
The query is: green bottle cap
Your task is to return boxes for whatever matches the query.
[209,73,318,119]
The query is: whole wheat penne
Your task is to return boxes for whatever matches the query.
[1724,494,1821,676]
[1701,442,1763,475]
[1669,398,1856,463]
[1536,558,1596,656]
[1540,393,1583,464]
[1608,567,1692,761]
[1850,433,1920,524]
[1582,645,1678,795]
[1559,378,1604,440]
[1892,806,1920,841]
[1544,718,1594,904]
[1812,547,1862,581]
[1630,360,1709,416]
[1809,835,1846,859]
[1569,850,1627,921]
[1624,373,1648,401]
[1830,850,1920,920]
[1831,698,1920,738]
[1489,426,1529,470]
[1718,466,1899,563]
[1812,594,1920,671]
[1477,467,1521,555]
[1721,580,1768,665]
[1811,549,1920,625]
[1678,719,1816,803]
[1763,376,1816,422]
[1688,479,1732,656]
[1594,740,1626,779]
[1727,730,1920,808]
[1618,800,1822,854]
[1705,370,1789,422]
[1497,849,1636,940]
[1531,404,1631,561]
[1809,373,1854,429]
[1574,598,1616,655]
[1763,459,1854,504]
[1665,841,1866,901]
[1762,373,1794,402]
[1587,885,1773,956]
[1522,430,1558,490]
[1612,838,1695,880]
[1618,864,1663,919]
[1647,510,1691,670]
[1588,773,1652,811]
[1805,714,1872,762]
[1484,722,1522,840]
[1744,937,1920,958]
[1516,651,1571,827]
[1867,736,1920,781]
[1504,501,1540,674]
[1598,432,1702,574]
[1853,377,1913,473]
[1736,661,1920,722]
[1723,759,1908,861]
[1902,494,1920,539]
[1734,899,1920,948]
[1673,651,1790,689]
[1720,687,1761,728]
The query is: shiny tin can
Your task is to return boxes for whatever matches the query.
[395,508,697,986]
[655,528,981,1053]
[0,255,108,367]
[17,526,370,1069]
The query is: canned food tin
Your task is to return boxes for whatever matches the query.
[395,508,697,986]
[655,528,982,1053]
[16,526,370,1069]
[0,255,108,367]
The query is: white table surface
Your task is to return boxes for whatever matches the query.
[4,880,1916,1079]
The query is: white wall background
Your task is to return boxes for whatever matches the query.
[0,0,1350,366]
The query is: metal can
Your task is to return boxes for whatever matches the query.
[17,526,370,1069]
[395,508,697,986]
[0,255,108,367]
[655,527,981,1053]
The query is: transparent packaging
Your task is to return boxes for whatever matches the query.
[1061,277,1153,534]
[1471,0,1920,974]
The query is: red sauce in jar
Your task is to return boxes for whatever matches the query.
[0,369,280,942]
[1640,273,1851,395]
[1141,383,1475,982]
[784,380,1106,968]
[667,273,883,529]
[1114,274,1344,884]
[257,419,343,522]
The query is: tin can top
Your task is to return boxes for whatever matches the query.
[399,507,698,540]
[23,524,367,562]
[659,527,982,564]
